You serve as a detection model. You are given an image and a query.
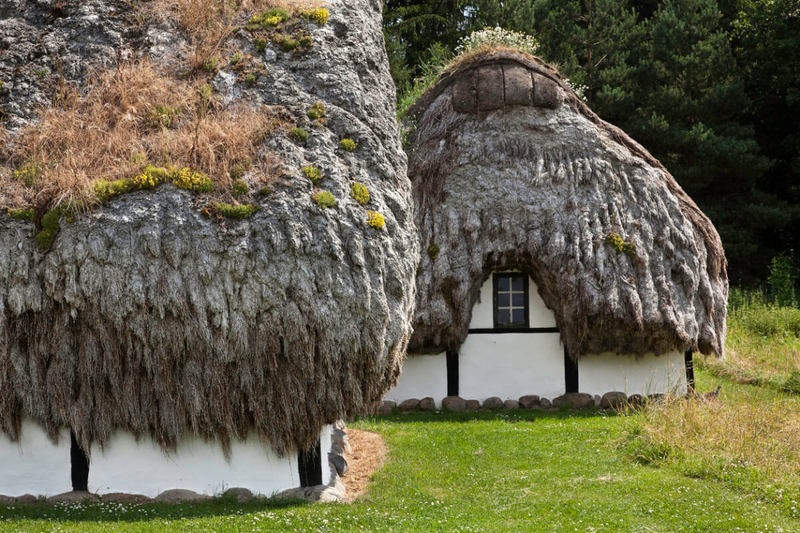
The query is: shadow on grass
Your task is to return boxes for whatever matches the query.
[0,494,312,523]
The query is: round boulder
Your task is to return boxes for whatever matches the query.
[46,491,100,504]
[399,398,420,412]
[223,488,253,503]
[155,489,211,503]
[540,398,552,409]
[482,397,504,410]
[419,397,436,412]
[379,400,397,415]
[101,493,153,504]
[600,391,628,410]
[552,393,594,410]
[504,399,520,410]
[518,395,540,409]
[442,396,466,411]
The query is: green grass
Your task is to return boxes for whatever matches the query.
[3,373,800,532]
[3,297,800,531]
[698,297,800,392]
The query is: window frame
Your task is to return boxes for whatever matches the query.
[492,272,530,329]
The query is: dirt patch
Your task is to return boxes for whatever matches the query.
[342,428,387,502]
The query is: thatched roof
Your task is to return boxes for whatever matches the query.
[0,0,418,455]
[407,49,728,359]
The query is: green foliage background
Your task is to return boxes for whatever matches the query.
[384,0,800,286]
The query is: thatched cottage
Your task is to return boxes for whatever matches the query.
[0,0,416,499]
[385,50,728,408]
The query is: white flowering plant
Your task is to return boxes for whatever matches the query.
[454,26,539,56]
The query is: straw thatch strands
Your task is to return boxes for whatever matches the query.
[385,49,727,405]
[407,50,727,360]
[0,0,417,497]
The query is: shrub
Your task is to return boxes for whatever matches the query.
[298,34,313,48]
[312,190,337,208]
[767,253,797,307]
[170,167,214,192]
[213,202,256,219]
[254,38,268,53]
[455,26,539,56]
[94,179,132,202]
[606,232,635,257]
[12,163,41,186]
[367,210,385,229]
[290,127,308,143]
[229,161,250,181]
[245,73,256,84]
[232,179,249,197]
[302,165,323,184]
[782,370,800,394]
[299,8,329,25]
[273,34,299,51]
[145,104,180,129]
[350,182,370,205]
[35,208,62,251]
[307,102,326,121]
[339,138,357,152]
[248,8,290,30]
[230,51,243,65]
[128,169,162,190]
[202,55,219,72]
[7,208,35,221]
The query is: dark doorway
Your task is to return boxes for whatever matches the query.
[564,346,579,393]
[298,438,322,487]
[70,432,89,491]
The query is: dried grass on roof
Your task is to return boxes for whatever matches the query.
[0,60,281,211]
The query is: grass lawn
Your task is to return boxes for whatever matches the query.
[2,370,799,532]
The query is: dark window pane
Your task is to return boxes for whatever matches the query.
[512,293,525,307]
[497,309,511,324]
[498,276,510,291]
[511,276,524,291]
[497,293,510,307]
[512,309,525,324]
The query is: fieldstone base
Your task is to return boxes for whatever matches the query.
[380,391,665,414]
[101,492,154,504]
[46,491,101,504]
[155,489,211,503]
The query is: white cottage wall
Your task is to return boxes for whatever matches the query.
[387,274,688,405]
[384,352,448,406]
[320,425,333,486]
[459,275,565,401]
[459,332,564,400]
[0,419,72,496]
[88,426,334,497]
[578,351,687,396]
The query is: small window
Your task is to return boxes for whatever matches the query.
[493,273,529,328]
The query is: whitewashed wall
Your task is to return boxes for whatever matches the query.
[320,424,333,486]
[459,275,564,401]
[0,419,71,497]
[0,422,333,498]
[578,351,687,396]
[459,332,564,400]
[384,352,448,406]
[89,426,338,497]
[388,273,688,404]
